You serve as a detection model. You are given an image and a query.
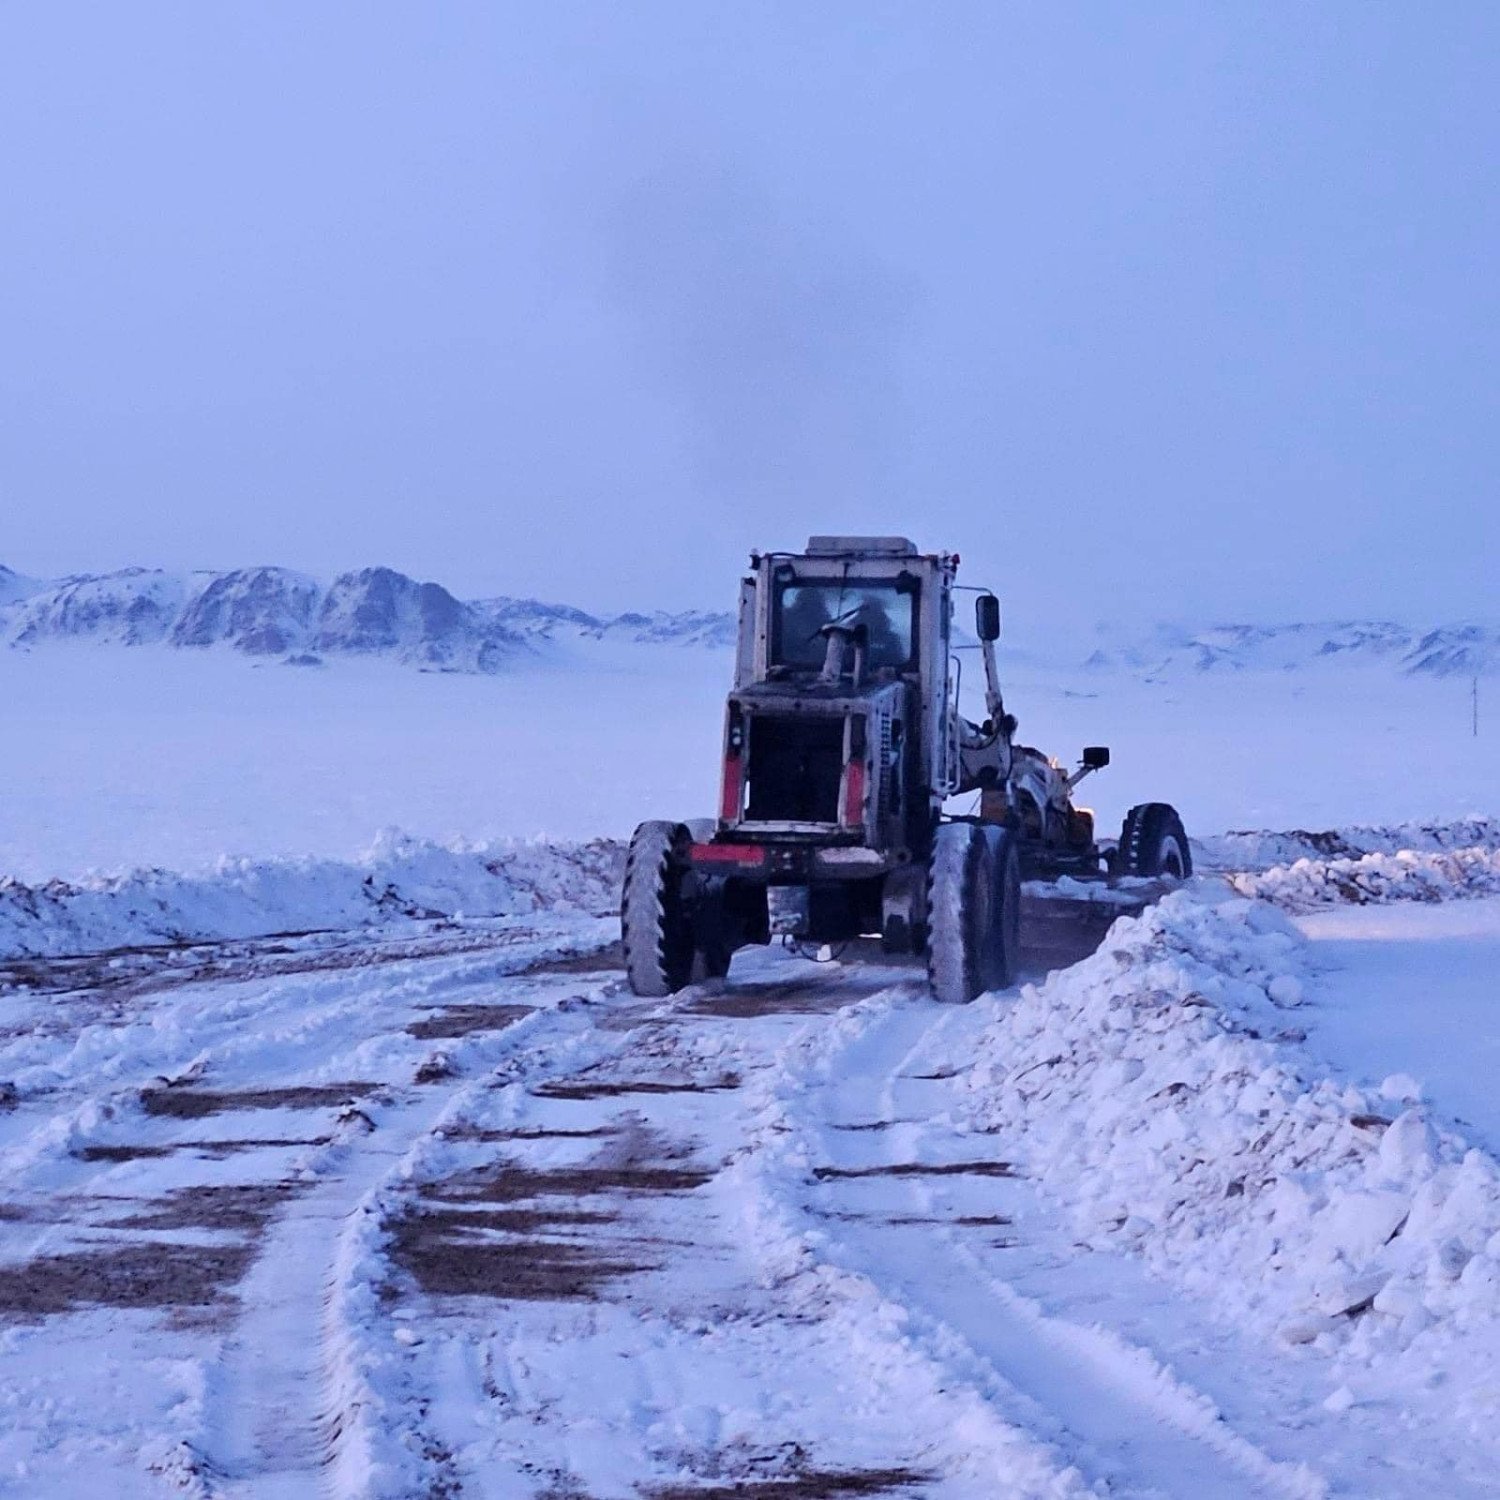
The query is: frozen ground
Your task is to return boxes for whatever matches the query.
[0,833,1498,1495]
[0,643,1495,881]
[0,645,720,882]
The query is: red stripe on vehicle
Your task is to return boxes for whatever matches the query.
[691,843,766,864]
[720,756,743,821]
[842,758,866,826]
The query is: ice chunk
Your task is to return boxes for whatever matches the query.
[1267,974,1303,1007]
[1379,1109,1437,1179]
[1380,1073,1425,1103]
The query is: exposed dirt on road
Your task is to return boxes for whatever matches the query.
[646,1469,932,1499]
[101,1182,304,1234]
[76,1135,328,1161]
[682,983,866,1019]
[0,1176,312,1322]
[530,1073,741,1101]
[0,1241,256,1318]
[811,1161,1014,1181]
[523,940,625,975]
[141,1081,376,1117]
[391,1211,657,1302]
[407,1002,534,1038]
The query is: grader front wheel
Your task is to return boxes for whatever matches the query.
[1116,803,1192,879]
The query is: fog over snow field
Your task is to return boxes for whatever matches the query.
[0,631,1493,882]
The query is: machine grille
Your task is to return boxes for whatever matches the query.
[745,715,844,823]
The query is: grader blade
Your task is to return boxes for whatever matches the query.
[1019,879,1176,974]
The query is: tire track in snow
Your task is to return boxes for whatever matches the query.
[196,986,623,1499]
[356,954,1099,1498]
[0,920,620,1498]
[203,1086,472,1497]
[768,995,1326,1500]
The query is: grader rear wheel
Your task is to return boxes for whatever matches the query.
[621,821,695,996]
[927,823,1021,1003]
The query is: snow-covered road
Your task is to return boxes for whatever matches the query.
[5,849,1500,1498]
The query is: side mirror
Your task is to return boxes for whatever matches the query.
[975,594,1001,643]
[1082,745,1110,770]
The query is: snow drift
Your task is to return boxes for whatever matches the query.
[958,856,1500,1423]
[1194,816,1500,873]
[1232,845,1500,909]
[0,833,624,960]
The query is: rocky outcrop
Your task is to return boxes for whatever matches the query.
[172,567,321,655]
[312,567,526,672]
[2,569,185,647]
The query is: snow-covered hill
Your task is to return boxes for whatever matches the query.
[3,560,1495,677]
[474,594,738,648]
[0,565,43,607]
[0,563,737,671]
[1087,620,1500,678]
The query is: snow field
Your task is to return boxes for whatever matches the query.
[2,643,1497,884]
[1290,898,1500,1157]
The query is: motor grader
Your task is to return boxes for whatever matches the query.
[622,536,1190,1003]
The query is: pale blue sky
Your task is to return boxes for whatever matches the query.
[2,4,1496,622]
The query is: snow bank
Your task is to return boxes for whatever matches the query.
[959,889,1500,1399]
[1195,817,1500,873]
[1231,845,1500,910]
[0,832,624,959]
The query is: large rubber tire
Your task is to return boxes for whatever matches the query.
[693,943,733,983]
[987,825,1022,989]
[621,821,694,996]
[1116,803,1192,879]
[927,823,1020,1003]
[690,877,734,983]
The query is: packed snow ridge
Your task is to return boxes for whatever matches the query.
[2,816,1494,964]
[0,833,623,960]
[1234,845,1500,910]
[0,562,737,673]
[1194,816,1500,872]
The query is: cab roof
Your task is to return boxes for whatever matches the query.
[804,536,917,557]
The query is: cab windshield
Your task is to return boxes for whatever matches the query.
[771,580,916,670]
